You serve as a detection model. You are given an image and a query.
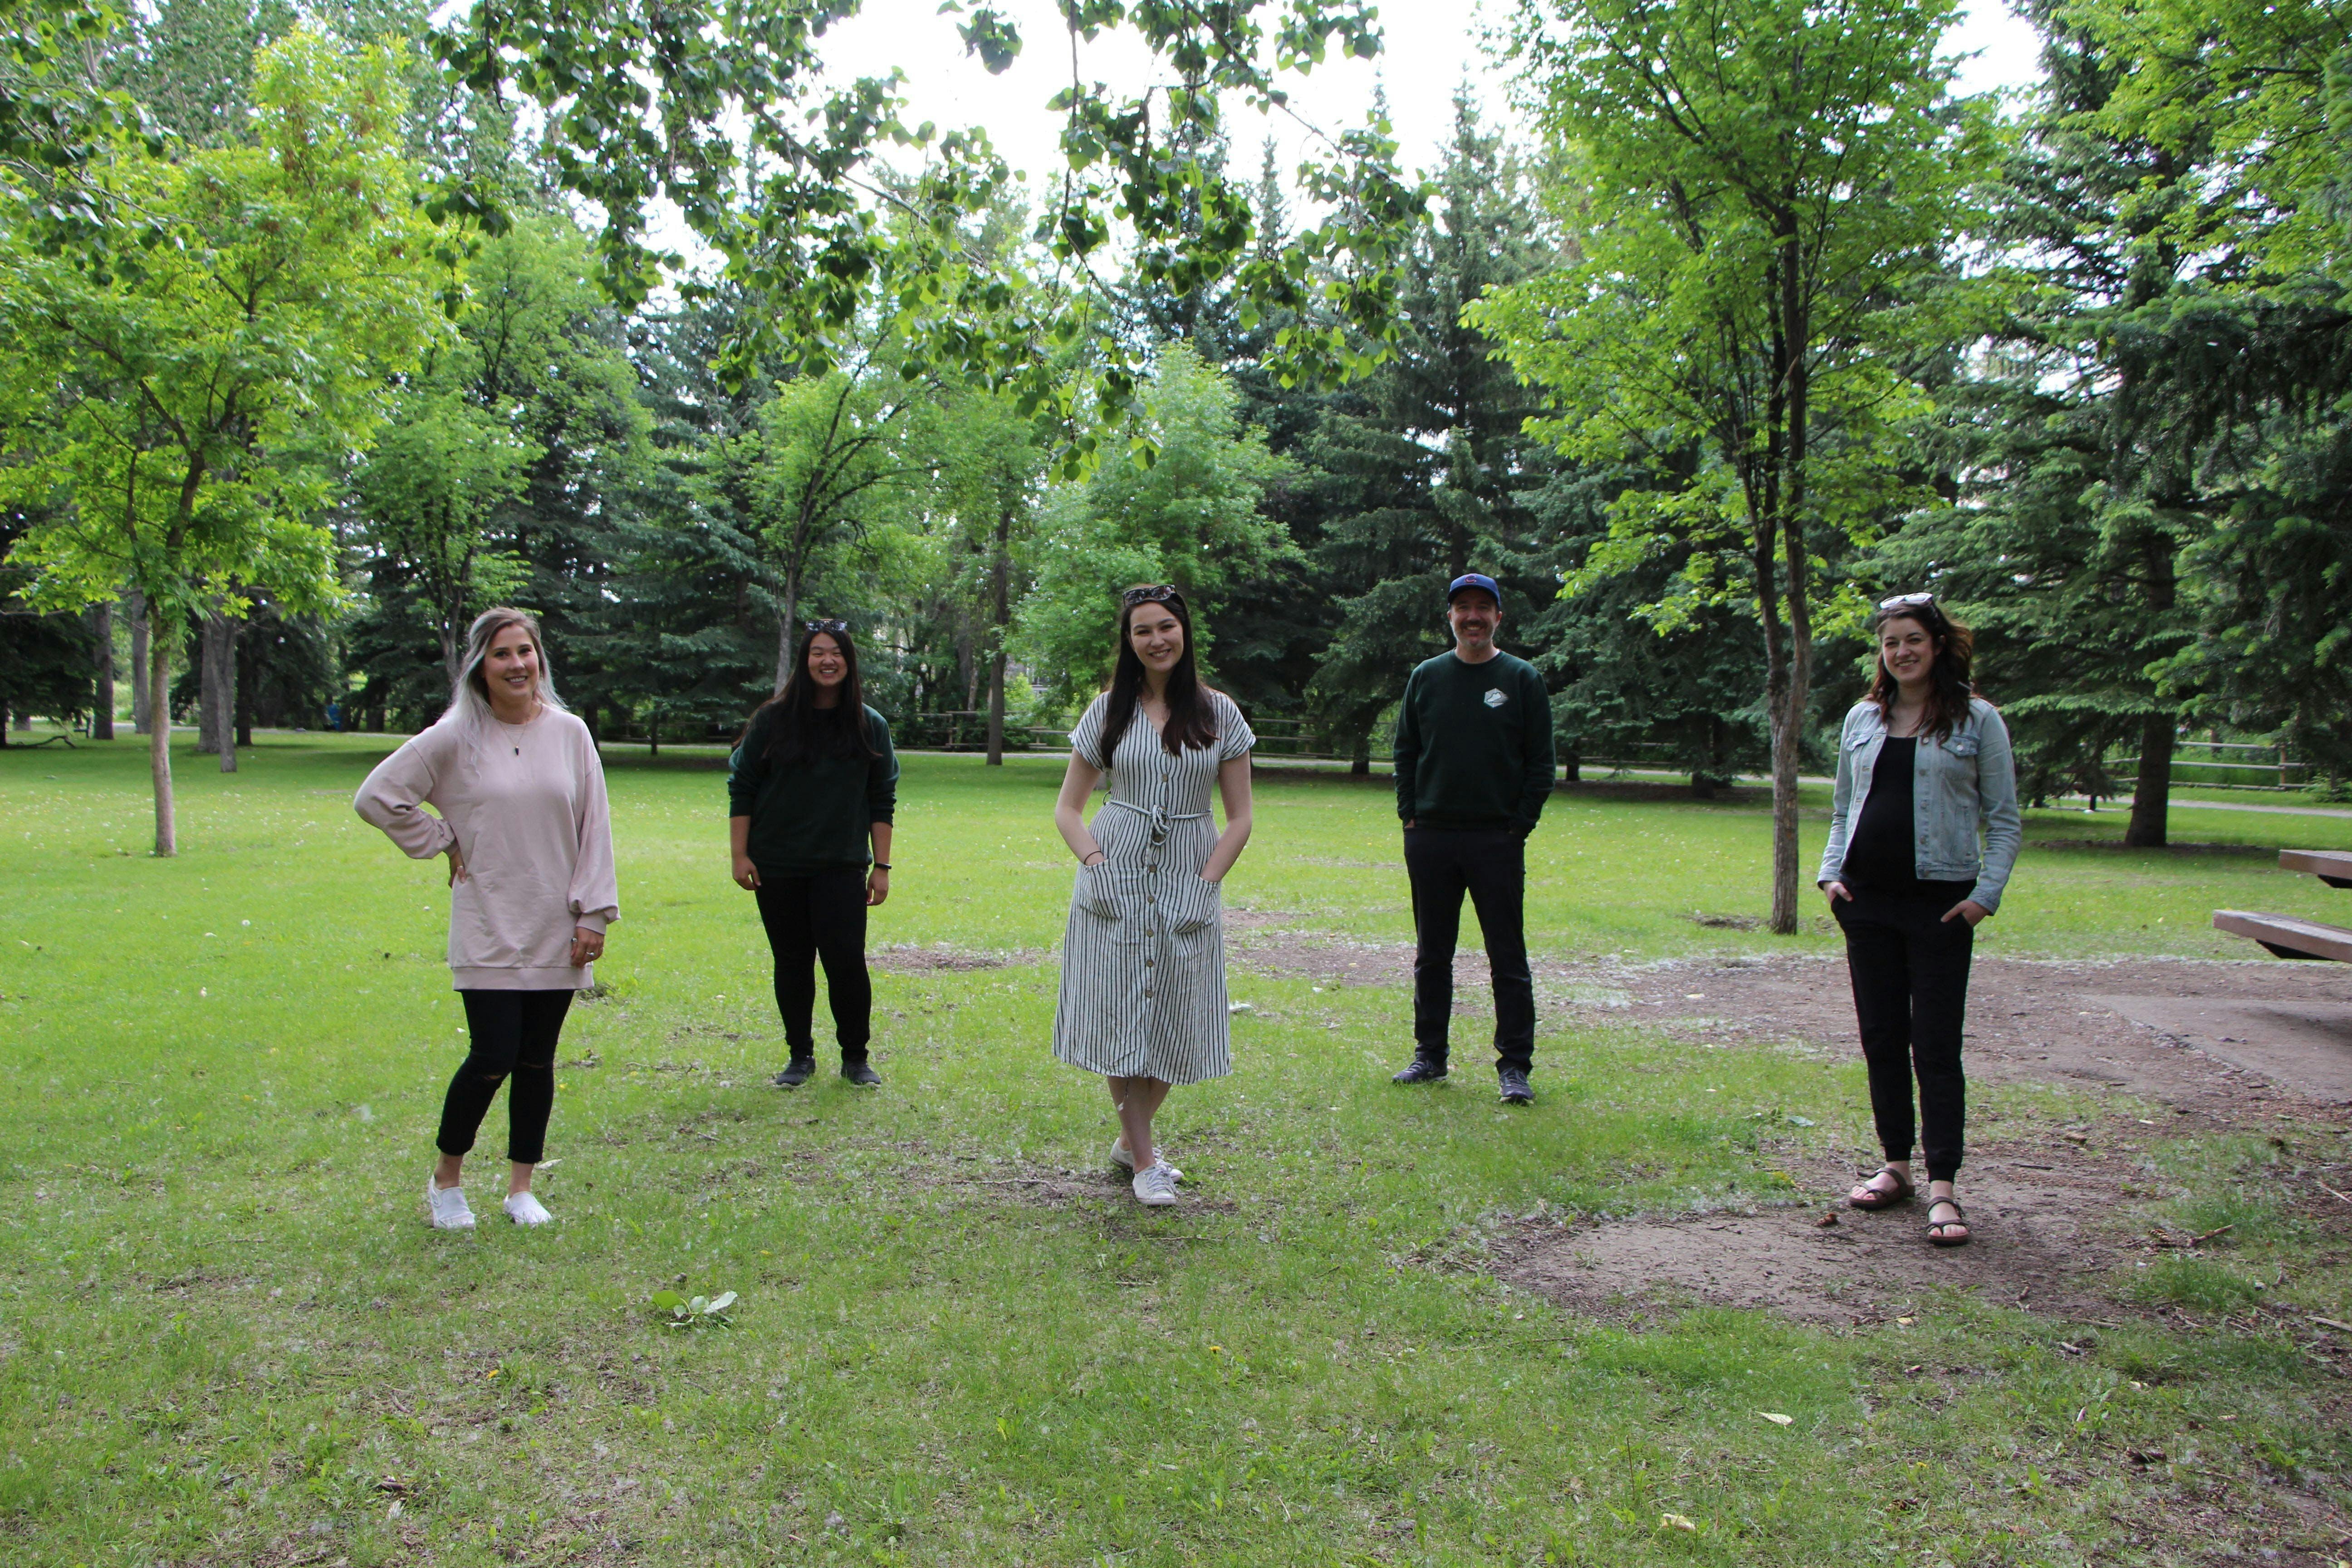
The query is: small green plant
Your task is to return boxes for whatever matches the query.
[651,1288,737,1329]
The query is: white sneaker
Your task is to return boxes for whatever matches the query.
[502,1191,554,1226]
[426,1180,475,1230]
[1110,1137,1181,1182]
[1132,1161,1179,1206]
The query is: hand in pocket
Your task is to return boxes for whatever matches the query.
[1169,876,1221,935]
[1075,862,1121,920]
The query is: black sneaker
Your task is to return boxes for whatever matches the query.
[772,1056,816,1088]
[1391,1056,1448,1084]
[1498,1067,1534,1105]
[842,1059,882,1088]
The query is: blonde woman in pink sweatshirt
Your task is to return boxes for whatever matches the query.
[355,608,620,1231]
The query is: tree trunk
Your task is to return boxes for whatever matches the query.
[196,612,223,754]
[985,504,1013,766]
[1752,487,1799,934]
[1767,224,1814,937]
[1560,742,1580,784]
[128,589,151,734]
[11,706,26,731]
[2122,532,2179,848]
[150,632,176,856]
[985,652,1009,764]
[1350,733,1371,776]
[775,565,802,693]
[2125,713,2174,848]
[199,611,236,772]
[90,600,115,740]
[235,615,254,751]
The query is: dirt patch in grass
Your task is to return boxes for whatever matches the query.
[869,942,1044,972]
[1492,1149,2137,1326]
[936,1161,1241,1217]
[1234,922,2352,1323]
[1234,933,2352,1120]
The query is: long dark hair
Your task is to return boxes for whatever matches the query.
[1100,585,1220,758]
[1867,597,1976,742]
[749,623,877,764]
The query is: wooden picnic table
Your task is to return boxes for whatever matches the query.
[2215,850,2352,960]
[2279,849,2352,887]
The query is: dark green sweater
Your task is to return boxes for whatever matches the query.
[727,704,898,876]
[1393,650,1555,832]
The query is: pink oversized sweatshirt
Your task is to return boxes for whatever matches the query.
[353,707,621,990]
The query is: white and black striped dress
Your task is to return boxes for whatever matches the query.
[1053,690,1254,1085]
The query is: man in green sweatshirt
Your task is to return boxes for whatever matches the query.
[1390,573,1554,1103]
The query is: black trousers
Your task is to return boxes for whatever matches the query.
[1834,882,1975,1182]
[1404,826,1534,1072]
[440,989,573,1166]
[755,871,872,1061]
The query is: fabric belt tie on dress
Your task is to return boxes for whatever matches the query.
[1107,799,1207,842]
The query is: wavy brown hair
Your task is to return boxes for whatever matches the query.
[1100,586,1221,758]
[1867,598,1976,742]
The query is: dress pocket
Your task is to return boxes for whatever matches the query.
[1168,877,1220,935]
[1074,863,1121,921]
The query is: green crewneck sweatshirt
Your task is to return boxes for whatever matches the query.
[1393,650,1555,832]
[727,704,898,876]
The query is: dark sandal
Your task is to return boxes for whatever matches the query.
[1926,1197,1970,1248]
[1848,1166,1916,1210]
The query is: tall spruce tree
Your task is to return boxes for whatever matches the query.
[1305,89,1554,769]
[1884,1,2225,839]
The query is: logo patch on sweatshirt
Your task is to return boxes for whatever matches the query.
[1483,688,1508,709]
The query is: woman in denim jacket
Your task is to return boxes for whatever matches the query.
[1818,596,2022,1246]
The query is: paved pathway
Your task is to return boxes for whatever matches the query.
[2168,797,2352,819]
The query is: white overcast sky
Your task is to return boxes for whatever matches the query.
[815,0,2048,197]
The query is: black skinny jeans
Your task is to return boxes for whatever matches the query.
[755,871,872,1061]
[1834,881,1975,1182]
[1404,826,1535,1073]
[440,989,573,1166]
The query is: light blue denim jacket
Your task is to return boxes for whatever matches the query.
[1817,695,2024,914]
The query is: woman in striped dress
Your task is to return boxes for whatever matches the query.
[1052,585,1256,1205]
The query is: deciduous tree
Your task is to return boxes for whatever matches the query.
[1475,0,1996,930]
[0,28,442,851]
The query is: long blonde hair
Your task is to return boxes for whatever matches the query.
[450,607,566,727]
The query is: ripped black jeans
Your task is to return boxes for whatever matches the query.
[438,989,574,1166]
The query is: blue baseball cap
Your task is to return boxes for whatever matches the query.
[1446,573,1501,604]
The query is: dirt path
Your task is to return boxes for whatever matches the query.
[1229,918,2352,1326]
[1231,917,2352,1113]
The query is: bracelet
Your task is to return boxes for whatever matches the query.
[872,861,892,871]
[1081,851,1105,866]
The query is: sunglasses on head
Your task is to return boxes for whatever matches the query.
[1878,592,1935,612]
[1122,584,1180,606]
[804,618,851,636]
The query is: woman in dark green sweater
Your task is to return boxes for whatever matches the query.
[729,622,900,1088]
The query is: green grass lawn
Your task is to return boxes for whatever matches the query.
[3,733,2347,1565]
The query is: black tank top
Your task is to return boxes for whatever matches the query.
[1842,736,1916,887]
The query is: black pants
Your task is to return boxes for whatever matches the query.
[440,989,573,1166]
[1404,826,1534,1072]
[1834,882,1975,1182]
[755,871,872,1061]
